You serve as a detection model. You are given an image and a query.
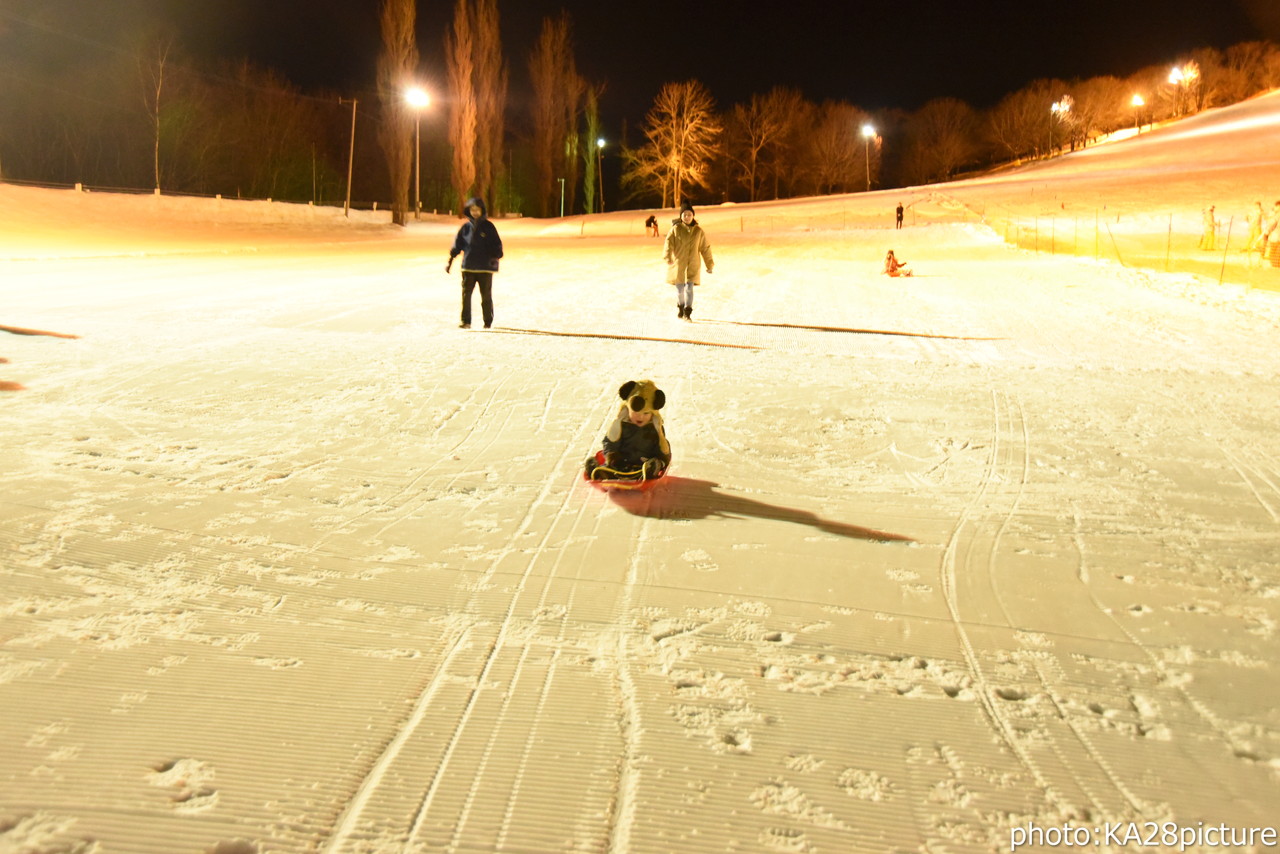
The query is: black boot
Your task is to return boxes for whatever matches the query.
[682,306,693,321]
[677,304,685,318]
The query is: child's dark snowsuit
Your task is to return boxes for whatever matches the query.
[603,421,668,470]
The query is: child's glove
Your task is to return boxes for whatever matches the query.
[445,257,454,273]
[604,452,622,469]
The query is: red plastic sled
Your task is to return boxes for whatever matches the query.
[583,451,668,492]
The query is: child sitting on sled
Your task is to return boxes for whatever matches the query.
[584,379,672,480]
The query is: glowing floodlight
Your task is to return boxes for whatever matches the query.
[405,87,430,109]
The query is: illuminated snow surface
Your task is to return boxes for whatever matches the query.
[2,92,1279,854]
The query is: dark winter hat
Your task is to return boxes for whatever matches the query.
[679,201,694,215]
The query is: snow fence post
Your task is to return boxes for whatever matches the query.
[1218,215,1234,286]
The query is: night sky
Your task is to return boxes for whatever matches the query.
[8,0,1280,124]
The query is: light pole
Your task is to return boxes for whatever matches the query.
[596,138,606,213]
[1131,94,1145,133]
[339,97,358,217]
[861,124,875,192]
[405,86,430,220]
[557,178,565,218]
[1049,96,1071,154]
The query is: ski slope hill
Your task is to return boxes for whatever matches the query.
[1,92,1278,854]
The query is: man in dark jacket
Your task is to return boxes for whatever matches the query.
[446,197,504,329]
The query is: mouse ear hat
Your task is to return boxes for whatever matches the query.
[605,380,670,456]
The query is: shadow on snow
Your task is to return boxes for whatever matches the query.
[604,475,914,543]
[699,318,1002,340]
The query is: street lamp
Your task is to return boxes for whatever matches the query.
[339,97,358,217]
[596,137,606,213]
[1131,94,1145,133]
[861,124,875,192]
[405,86,430,220]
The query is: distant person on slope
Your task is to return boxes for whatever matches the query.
[446,197,504,329]
[664,202,714,321]
[645,214,660,237]
[1245,201,1265,258]
[895,202,904,229]
[883,249,912,277]
[1266,200,1280,268]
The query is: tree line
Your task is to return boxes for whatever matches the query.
[2,0,1278,221]
[626,41,1280,207]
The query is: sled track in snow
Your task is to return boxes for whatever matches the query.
[938,388,1064,812]
[319,378,646,853]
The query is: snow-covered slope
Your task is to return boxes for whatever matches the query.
[1,93,1278,854]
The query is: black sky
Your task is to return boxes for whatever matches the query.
[12,0,1280,125]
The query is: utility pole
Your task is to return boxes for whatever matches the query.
[339,97,358,217]
[558,178,565,218]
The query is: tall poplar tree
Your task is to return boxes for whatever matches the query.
[472,0,507,212]
[528,12,584,217]
[377,0,418,225]
[446,0,477,213]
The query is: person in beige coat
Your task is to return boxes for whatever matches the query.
[663,202,714,320]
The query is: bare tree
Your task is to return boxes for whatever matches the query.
[1224,40,1280,98]
[139,37,172,191]
[1066,75,1126,146]
[765,94,817,199]
[805,102,867,194]
[985,80,1068,161]
[581,84,604,213]
[528,12,584,216]
[446,0,478,213]
[377,0,418,225]
[619,136,670,207]
[472,0,507,211]
[624,80,722,208]
[724,87,798,202]
[902,98,979,185]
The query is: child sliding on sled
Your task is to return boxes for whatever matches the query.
[584,380,672,482]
